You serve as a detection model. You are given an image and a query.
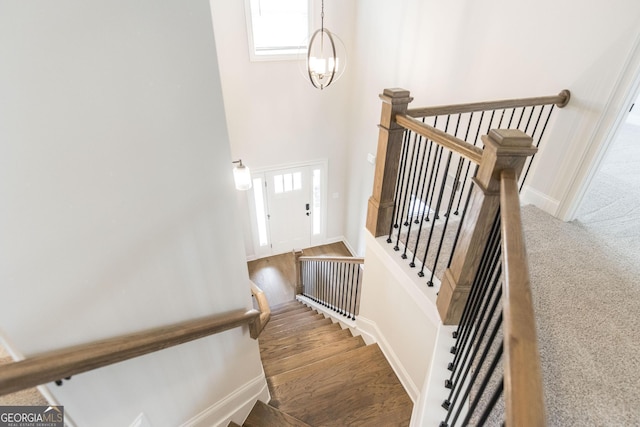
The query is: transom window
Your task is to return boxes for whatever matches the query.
[245,0,311,61]
[273,172,302,194]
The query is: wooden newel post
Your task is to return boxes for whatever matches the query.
[293,249,304,295]
[436,129,537,324]
[366,88,414,237]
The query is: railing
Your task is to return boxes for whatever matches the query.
[370,89,569,289]
[250,281,271,339]
[296,255,364,320]
[366,88,564,426]
[439,169,544,426]
[0,283,270,397]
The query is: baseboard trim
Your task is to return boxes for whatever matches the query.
[324,236,358,256]
[180,374,269,427]
[295,295,419,402]
[520,184,560,216]
[355,316,420,402]
[410,324,457,427]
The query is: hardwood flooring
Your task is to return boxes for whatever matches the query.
[247,242,352,307]
[252,300,413,426]
[238,245,414,426]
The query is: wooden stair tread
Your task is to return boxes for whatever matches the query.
[260,327,353,361]
[267,344,387,389]
[267,308,318,325]
[267,344,412,426]
[258,299,412,426]
[279,371,413,426]
[244,400,311,427]
[270,301,306,316]
[265,313,324,332]
[263,335,366,377]
[260,317,334,340]
[269,307,313,323]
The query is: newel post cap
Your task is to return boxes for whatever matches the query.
[487,129,534,147]
[380,88,414,104]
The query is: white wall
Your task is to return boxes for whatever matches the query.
[209,0,356,257]
[0,1,264,426]
[356,232,440,401]
[344,0,640,254]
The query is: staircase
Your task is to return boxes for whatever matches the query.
[236,300,413,426]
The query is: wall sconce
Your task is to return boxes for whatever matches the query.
[232,159,252,191]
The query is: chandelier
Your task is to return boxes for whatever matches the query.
[306,0,345,90]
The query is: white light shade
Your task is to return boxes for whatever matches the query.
[305,28,346,90]
[233,161,252,191]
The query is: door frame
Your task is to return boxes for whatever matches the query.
[558,29,640,221]
[247,159,328,258]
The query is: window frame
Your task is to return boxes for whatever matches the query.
[243,0,314,62]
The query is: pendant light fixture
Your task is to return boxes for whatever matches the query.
[306,0,345,90]
[232,159,252,191]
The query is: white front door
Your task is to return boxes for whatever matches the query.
[248,162,326,258]
[265,167,312,253]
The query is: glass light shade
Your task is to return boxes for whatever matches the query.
[233,162,252,191]
[305,28,346,90]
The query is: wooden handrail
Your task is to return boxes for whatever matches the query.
[249,281,271,339]
[0,308,259,397]
[298,255,364,264]
[395,114,483,164]
[500,168,546,427]
[407,89,570,118]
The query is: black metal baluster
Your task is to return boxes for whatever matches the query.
[497,109,506,128]
[422,117,441,223]
[452,112,479,216]
[404,131,423,226]
[474,376,504,427]
[426,150,454,286]
[402,131,427,260]
[520,104,555,189]
[328,262,333,309]
[416,144,444,279]
[418,144,444,277]
[339,262,346,315]
[334,262,341,313]
[322,262,328,307]
[444,274,502,402]
[345,262,351,316]
[426,137,447,221]
[408,139,436,268]
[388,129,412,242]
[352,265,361,319]
[447,179,475,269]
[516,106,529,129]
[445,256,502,404]
[506,107,516,128]
[523,105,538,135]
[457,342,504,427]
[393,131,417,251]
[448,214,501,372]
[310,261,315,302]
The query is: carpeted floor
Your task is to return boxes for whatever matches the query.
[522,119,640,426]
[0,345,48,406]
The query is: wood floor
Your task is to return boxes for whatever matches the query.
[244,300,413,426]
[247,242,352,307]
[240,243,413,426]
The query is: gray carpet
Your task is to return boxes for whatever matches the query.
[0,345,48,406]
[522,120,640,426]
